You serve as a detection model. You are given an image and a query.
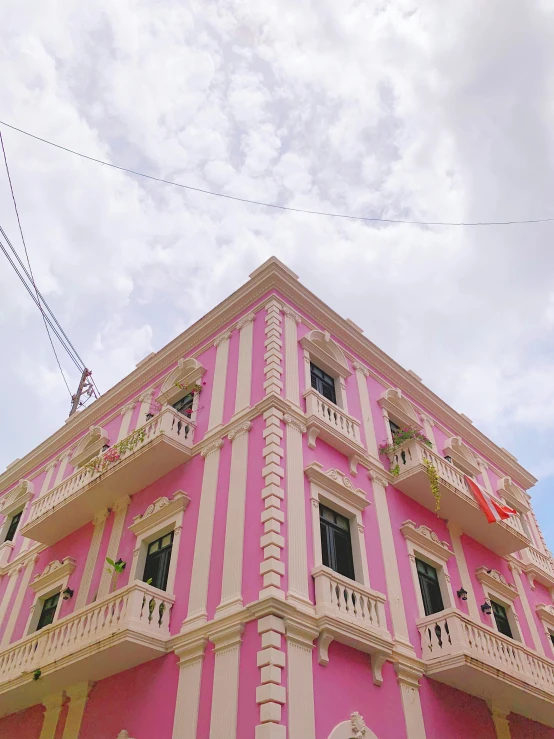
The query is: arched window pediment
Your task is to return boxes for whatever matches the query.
[159,357,206,407]
[378,388,422,430]
[497,476,529,513]
[0,479,34,517]
[443,436,480,477]
[71,426,109,468]
[300,330,351,379]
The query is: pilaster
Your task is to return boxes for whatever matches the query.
[283,305,301,406]
[1,554,37,646]
[446,521,480,620]
[507,559,545,655]
[75,508,109,610]
[395,663,427,739]
[235,313,255,413]
[52,451,71,488]
[172,637,208,739]
[136,389,154,428]
[286,621,317,739]
[62,682,93,739]
[0,564,20,632]
[39,692,64,739]
[208,331,231,430]
[217,422,252,617]
[97,495,130,600]
[488,704,511,739]
[116,401,137,442]
[264,301,284,396]
[420,414,437,451]
[353,362,379,459]
[209,623,244,739]
[184,439,223,629]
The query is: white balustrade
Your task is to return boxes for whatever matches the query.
[418,609,554,696]
[0,582,174,685]
[304,389,361,445]
[28,409,195,525]
[522,545,554,579]
[313,565,385,632]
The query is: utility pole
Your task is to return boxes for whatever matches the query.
[69,368,98,417]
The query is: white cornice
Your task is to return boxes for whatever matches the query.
[475,566,518,602]
[400,520,453,562]
[304,462,369,511]
[30,557,76,593]
[0,257,537,494]
[129,491,190,538]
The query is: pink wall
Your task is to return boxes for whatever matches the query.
[419,678,497,739]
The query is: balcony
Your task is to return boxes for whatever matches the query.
[312,566,393,684]
[520,545,554,592]
[304,389,365,459]
[418,608,554,728]
[0,582,174,717]
[21,408,195,546]
[389,440,530,556]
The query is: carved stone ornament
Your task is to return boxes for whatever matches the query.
[476,566,518,601]
[201,439,224,458]
[130,491,189,537]
[0,478,34,516]
[401,520,453,562]
[282,304,301,323]
[228,421,252,441]
[117,732,134,739]
[351,712,367,738]
[236,312,256,330]
[352,361,370,377]
[305,462,369,512]
[31,557,76,593]
[283,414,307,434]
[214,330,231,347]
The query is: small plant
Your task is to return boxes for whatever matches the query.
[390,464,400,477]
[423,457,441,514]
[33,669,42,681]
[106,557,126,593]
[83,428,147,476]
[379,428,432,457]
[174,380,206,395]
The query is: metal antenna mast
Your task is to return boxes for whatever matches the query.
[69,369,99,417]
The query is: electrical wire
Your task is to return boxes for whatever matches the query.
[1,118,553,228]
[0,131,73,396]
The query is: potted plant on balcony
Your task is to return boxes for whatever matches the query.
[82,428,147,476]
[106,557,126,593]
[379,428,441,513]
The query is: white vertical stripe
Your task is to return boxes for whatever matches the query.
[235,315,255,414]
[97,496,130,600]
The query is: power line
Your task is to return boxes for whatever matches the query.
[0,131,72,396]
[1,118,553,228]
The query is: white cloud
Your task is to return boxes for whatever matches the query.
[1,0,554,542]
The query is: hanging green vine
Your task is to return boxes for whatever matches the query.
[83,428,147,476]
[423,457,441,514]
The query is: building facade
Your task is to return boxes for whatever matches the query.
[0,257,553,739]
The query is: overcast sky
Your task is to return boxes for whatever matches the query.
[1,1,553,547]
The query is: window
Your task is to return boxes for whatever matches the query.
[36,593,60,631]
[320,505,355,580]
[4,511,22,543]
[389,420,401,437]
[310,363,337,404]
[173,393,194,417]
[143,531,174,591]
[491,600,513,639]
[550,633,554,650]
[416,558,444,616]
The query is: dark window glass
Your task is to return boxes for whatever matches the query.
[173,393,194,417]
[492,600,513,639]
[389,420,401,437]
[550,633,554,649]
[310,363,337,404]
[4,511,22,543]
[143,531,174,591]
[416,558,444,616]
[319,505,355,580]
[37,593,60,631]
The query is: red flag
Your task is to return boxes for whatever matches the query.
[464,475,517,523]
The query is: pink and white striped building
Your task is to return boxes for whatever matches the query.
[0,257,552,739]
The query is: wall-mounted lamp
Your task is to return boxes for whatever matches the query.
[62,587,74,601]
[481,600,492,615]
[457,588,468,601]
[115,558,126,570]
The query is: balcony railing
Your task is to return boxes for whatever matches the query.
[0,582,174,718]
[304,389,364,458]
[418,608,554,727]
[389,440,530,556]
[312,566,393,682]
[520,545,554,590]
[21,408,195,545]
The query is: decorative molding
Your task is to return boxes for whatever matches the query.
[120,401,136,416]
[130,491,190,537]
[236,311,256,330]
[536,603,554,629]
[71,426,108,468]
[214,330,232,347]
[0,479,34,517]
[282,304,301,323]
[443,436,480,477]
[378,388,422,430]
[158,357,206,407]
[300,330,351,379]
[305,462,369,512]
[476,567,518,602]
[31,557,75,593]
[367,469,389,490]
[201,438,224,458]
[401,520,453,563]
[351,712,368,739]
[352,361,370,377]
[283,413,307,434]
[227,420,252,441]
[497,476,529,513]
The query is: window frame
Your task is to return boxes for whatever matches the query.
[401,520,454,620]
[143,530,175,591]
[416,558,445,616]
[4,510,23,543]
[319,504,356,580]
[36,592,61,631]
[300,331,351,412]
[306,463,371,587]
[475,567,522,642]
[26,557,76,635]
[129,491,190,595]
[310,363,338,405]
